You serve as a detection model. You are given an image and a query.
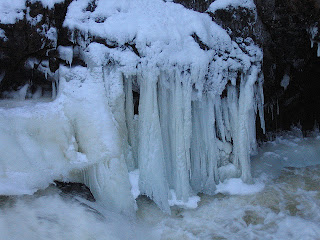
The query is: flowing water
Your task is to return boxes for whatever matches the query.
[1,131,320,240]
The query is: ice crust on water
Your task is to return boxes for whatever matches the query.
[252,130,320,179]
[0,0,265,214]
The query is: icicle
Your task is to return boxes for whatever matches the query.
[58,46,73,67]
[102,67,134,172]
[52,80,56,99]
[124,75,137,170]
[205,95,219,189]
[190,100,203,192]
[214,96,226,142]
[18,84,29,100]
[221,98,232,142]
[169,70,192,201]
[138,71,170,213]
[190,95,218,194]
[70,30,75,44]
[236,66,259,183]
[157,69,194,203]
[257,75,265,134]
[227,85,239,168]
[248,104,257,155]
[0,71,5,84]
[158,71,173,187]
[82,157,135,217]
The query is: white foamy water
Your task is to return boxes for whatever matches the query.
[1,131,320,240]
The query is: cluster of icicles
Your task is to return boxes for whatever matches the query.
[105,64,265,213]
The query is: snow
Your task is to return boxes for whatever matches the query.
[63,0,247,73]
[0,0,64,25]
[208,0,256,13]
[215,178,265,195]
[0,0,25,24]
[26,7,43,26]
[168,190,200,209]
[45,27,58,47]
[281,74,290,90]
[58,46,73,66]
[30,0,65,9]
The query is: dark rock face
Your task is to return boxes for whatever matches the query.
[0,0,72,95]
[254,0,320,132]
[54,181,95,202]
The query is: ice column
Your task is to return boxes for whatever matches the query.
[236,66,260,183]
[137,71,170,213]
[190,95,219,194]
[124,75,138,169]
[59,66,135,216]
[158,70,193,201]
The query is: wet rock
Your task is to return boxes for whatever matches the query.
[54,181,95,202]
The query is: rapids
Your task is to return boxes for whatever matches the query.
[1,131,319,240]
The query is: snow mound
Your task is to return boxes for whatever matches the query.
[168,190,200,209]
[216,178,265,195]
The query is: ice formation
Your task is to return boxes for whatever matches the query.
[309,25,320,57]
[0,0,264,214]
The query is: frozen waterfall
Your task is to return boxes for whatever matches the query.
[0,0,265,215]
